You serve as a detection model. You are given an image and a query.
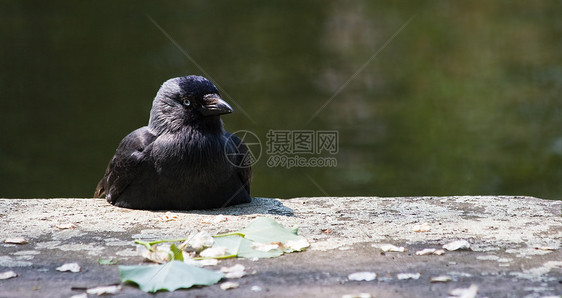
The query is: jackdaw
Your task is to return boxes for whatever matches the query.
[94,75,252,210]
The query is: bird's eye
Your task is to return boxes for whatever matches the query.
[182,99,191,107]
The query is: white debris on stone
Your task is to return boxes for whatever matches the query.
[430,275,452,283]
[4,237,28,244]
[200,246,229,258]
[56,263,81,273]
[376,244,406,252]
[185,231,214,251]
[55,223,77,230]
[185,258,218,267]
[285,238,310,251]
[415,248,444,256]
[412,222,431,232]
[348,272,377,281]
[202,214,227,224]
[252,242,280,252]
[0,270,18,280]
[221,264,246,279]
[158,211,180,222]
[342,293,372,298]
[251,285,262,292]
[396,273,421,280]
[447,284,478,298]
[220,281,239,290]
[86,285,122,295]
[443,240,470,251]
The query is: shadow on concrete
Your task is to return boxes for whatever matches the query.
[150,197,295,217]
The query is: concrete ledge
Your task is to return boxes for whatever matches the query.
[0,196,560,297]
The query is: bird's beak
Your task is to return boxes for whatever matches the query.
[199,94,233,116]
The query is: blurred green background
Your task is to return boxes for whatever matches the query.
[1,1,561,199]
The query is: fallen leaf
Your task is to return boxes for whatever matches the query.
[235,217,303,248]
[430,275,452,283]
[0,270,18,280]
[396,272,420,280]
[348,272,377,281]
[443,240,471,251]
[119,261,224,293]
[4,237,28,244]
[212,234,283,259]
[56,263,81,273]
[220,281,239,290]
[86,284,122,295]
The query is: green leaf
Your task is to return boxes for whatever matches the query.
[236,217,303,245]
[213,234,283,259]
[119,261,223,293]
[169,244,183,261]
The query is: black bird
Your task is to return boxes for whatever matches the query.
[94,75,252,210]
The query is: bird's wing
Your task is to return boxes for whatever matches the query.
[224,132,252,194]
[94,127,156,202]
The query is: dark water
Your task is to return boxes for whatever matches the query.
[1,1,561,199]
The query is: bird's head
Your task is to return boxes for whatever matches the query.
[148,75,233,134]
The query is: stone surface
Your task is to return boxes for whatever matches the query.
[0,196,560,297]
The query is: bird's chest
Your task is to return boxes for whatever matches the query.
[151,132,227,179]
